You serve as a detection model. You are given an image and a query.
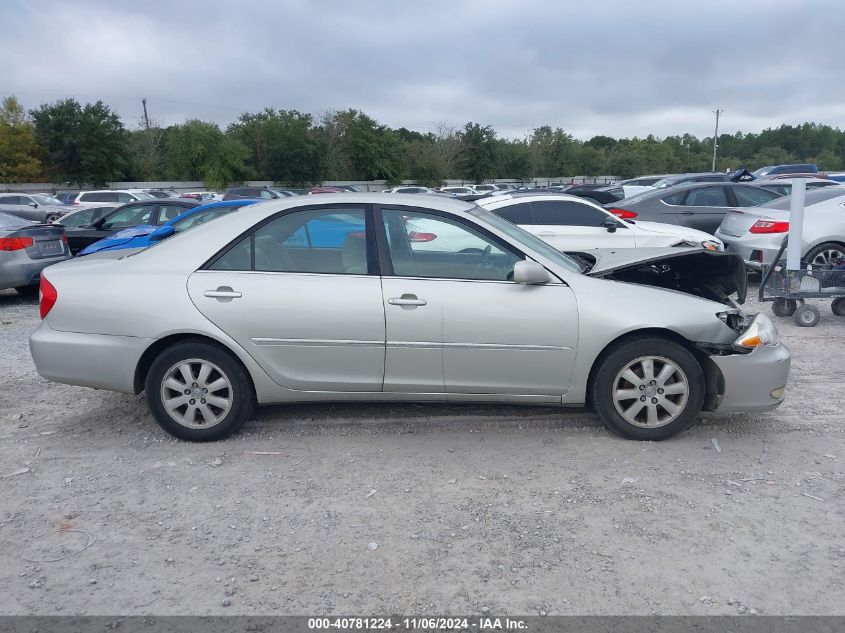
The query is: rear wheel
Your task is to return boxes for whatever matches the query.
[804,242,845,268]
[145,341,254,441]
[591,337,704,440]
[45,213,61,223]
[832,298,845,317]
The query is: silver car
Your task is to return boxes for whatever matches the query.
[30,194,790,442]
[716,187,845,269]
[0,193,73,223]
[0,211,71,294]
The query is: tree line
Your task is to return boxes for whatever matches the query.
[2,95,844,188]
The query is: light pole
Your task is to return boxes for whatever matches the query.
[711,108,723,172]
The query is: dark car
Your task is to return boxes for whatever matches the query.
[53,206,118,228]
[605,182,783,233]
[567,188,622,205]
[223,187,291,201]
[752,163,818,178]
[651,172,733,189]
[63,199,200,255]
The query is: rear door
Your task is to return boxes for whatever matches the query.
[187,204,386,392]
[677,186,733,233]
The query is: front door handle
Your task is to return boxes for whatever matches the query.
[388,294,427,307]
[536,231,557,237]
[204,286,242,301]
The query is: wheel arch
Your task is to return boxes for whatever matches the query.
[804,239,845,256]
[584,327,721,410]
[134,333,257,398]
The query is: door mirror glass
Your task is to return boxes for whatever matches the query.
[513,260,550,284]
[29,201,38,208]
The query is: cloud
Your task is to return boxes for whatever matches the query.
[4,0,844,139]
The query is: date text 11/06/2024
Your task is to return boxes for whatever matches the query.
[307,617,529,630]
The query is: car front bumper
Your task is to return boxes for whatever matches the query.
[30,322,153,394]
[708,342,791,413]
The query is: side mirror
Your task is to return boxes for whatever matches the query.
[29,201,38,208]
[513,260,551,284]
[603,218,621,233]
[149,225,176,242]
[87,216,106,229]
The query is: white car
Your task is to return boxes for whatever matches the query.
[384,186,434,194]
[70,190,155,207]
[476,193,723,253]
[439,186,475,196]
[469,184,498,194]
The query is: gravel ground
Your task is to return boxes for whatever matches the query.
[0,286,843,616]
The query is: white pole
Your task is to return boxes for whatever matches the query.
[711,109,723,171]
[786,179,806,271]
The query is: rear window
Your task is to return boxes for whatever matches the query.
[763,187,845,210]
[0,212,25,227]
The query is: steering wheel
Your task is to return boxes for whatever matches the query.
[471,245,493,276]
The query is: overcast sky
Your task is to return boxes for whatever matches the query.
[4,0,844,140]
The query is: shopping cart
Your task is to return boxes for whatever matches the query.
[759,237,845,327]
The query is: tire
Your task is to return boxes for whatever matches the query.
[14,285,39,297]
[772,298,797,317]
[45,213,61,223]
[591,337,705,440]
[832,298,845,317]
[144,341,254,441]
[794,304,821,327]
[804,242,845,268]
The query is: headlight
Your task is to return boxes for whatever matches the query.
[734,313,779,349]
[702,240,723,251]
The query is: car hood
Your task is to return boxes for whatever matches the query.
[583,247,747,304]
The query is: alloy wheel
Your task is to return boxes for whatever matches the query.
[160,358,233,429]
[810,248,844,267]
[612,355,690,428]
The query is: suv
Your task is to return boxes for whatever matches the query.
[752,163,819,178]
[71,190,155,207]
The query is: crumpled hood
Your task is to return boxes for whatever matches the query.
[108,224,157,239]
[584,246,747,304]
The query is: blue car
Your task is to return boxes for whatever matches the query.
[78,199,262,255]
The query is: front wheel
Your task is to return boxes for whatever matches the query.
[45,213,61,223]
[772,298,797,317]
[145,341,254,441]
[591,337,705,440]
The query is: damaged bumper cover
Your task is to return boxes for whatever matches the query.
[705,342,791,412]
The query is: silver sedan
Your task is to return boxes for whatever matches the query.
[30,194,790,441]
[716,186,845,269]
[0,212,71,294]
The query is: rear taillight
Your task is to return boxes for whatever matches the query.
[0,236,34,251]
[61,235,68,244]
[749,220,789,234]
[39,276,57,319]
[608,208,637,219]
[409,231,437,242]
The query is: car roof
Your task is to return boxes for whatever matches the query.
[760,186,845,210]
[477,191,604,208]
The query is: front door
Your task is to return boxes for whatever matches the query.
[678,186,733,233]
[377,207,578,398]
[187,205,386,392]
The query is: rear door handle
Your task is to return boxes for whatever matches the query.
[204,286,242,300]
[388,294,427,307]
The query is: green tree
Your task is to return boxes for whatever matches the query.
[30,98,129,185]
[458,122,497,183]
[0,96,43,182]
[228,108,321,185]
[165,119,247,189]
[404,139,446,187]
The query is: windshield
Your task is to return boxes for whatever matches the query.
[469,206,582,273]
[171,206,242,233]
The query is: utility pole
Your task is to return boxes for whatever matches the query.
[141,97,151,131]
[711,108,723,172]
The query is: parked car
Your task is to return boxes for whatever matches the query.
[651,173,733,189]
[307,187,345,195]
[477,193,722,253]
[31,193,789,443]
[715,187,845,269]
[0,193,73,223]
[223,187,291,201]
[143,190,180,199]
[79,200,262,256]
[384,186,434,194]
[469,184,498,194]
[64,199,201,255]
[751,163,818,178]
[826,173,845,183]
[0,211,71,295]
[55,192,78,204]
[69,190,155,207]
[53,206,118,228]
[753,177,840,197]
[566,187,622,205]
[180,191,221,202]
[439,186,476,196]
[617,175,673,187]
[606,182,783,233]
[331,185,362,192]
